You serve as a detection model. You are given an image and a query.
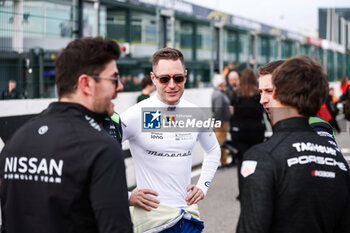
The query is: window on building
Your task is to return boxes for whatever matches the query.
[196,24,212,61]
[107,10,126,42]
[46,2,71,37]
[223,29,238,62]
[238,32,249,62]
[177,21,193,60]
[269,37,278,61]
[258,36,268,64]
[130,11,157,58]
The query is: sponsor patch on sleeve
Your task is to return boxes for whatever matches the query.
[241,160,258,178]
[311,170,336,178]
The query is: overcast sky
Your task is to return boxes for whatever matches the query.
[185,0,350,36]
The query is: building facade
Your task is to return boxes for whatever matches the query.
[0,0,349,98]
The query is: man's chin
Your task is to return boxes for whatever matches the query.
[166,93,182,104]
[107,102,115,116]
[166,97,180,105]
[106,109,114,117]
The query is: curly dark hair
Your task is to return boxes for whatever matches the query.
[55,36,120,97]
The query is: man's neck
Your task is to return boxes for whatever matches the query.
[156,94,179,106]
[59,93,91,111]
[270,107,304,125]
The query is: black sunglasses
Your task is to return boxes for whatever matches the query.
[89,74,120,87]
[153,73,186,84]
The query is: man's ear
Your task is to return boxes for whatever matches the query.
[150,72,157,85]
[272,87,277,100]
[184,69,188,84]
[77,74,93,96]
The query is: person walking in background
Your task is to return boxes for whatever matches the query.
[0,37,133,233]
[223,70,240,166]
[121,74,133,91]
[238,55,350,233]
[222,61,240,78]
[121,48,220,232]
[212,74,232,167]
[329,87,339,105]
[224,70,240,106]
[137,75,155,103]
[132,76,142,91]
[340,76,350,98]
[2,79,20,99]
[339,76,350,121]
[229,68,265,199]
[325,86,341,133]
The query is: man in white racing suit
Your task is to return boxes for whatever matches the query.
[121,48,220,232]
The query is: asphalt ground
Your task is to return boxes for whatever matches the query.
[193,116,350,233]
[335,117,350,158]
[193,166,240,233]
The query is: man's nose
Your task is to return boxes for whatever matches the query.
[168,78,176,88]
[260,93,267,105]
[116,80,124,92]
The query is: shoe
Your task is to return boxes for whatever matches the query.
[218,165,228,170]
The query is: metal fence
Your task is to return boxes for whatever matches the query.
[0,0,79,99]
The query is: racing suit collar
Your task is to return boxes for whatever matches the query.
[152,95,180,110]
[273,117,311,133]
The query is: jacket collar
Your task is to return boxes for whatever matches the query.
[273,117,312,133]
[47,102,108,123]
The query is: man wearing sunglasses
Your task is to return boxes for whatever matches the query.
[0,37,132,233]
[121,48,220,232]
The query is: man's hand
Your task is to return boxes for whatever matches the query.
[129,188,160,211]
[186,184,204,206]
